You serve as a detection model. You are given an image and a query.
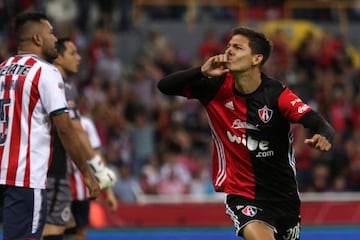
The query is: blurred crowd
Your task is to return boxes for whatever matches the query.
[1,0,360,204]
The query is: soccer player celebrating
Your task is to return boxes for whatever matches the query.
[157,26,334,240]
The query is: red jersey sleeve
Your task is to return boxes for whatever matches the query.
[278,88,312,123]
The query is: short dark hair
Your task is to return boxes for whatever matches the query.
[14,12,49,43]
[232,26,272,66]
[56,37,72,55]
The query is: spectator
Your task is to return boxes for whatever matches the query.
[112,162,141,203]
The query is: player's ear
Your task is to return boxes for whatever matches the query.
[252,54,263,66]
[33,34,42,46]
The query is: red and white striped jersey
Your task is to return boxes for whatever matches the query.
[70,116,101,200]
[0,54,68,189]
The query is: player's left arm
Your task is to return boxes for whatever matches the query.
[278,88,335,151]
[298,111,334,151]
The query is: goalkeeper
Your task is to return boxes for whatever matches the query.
[42,38,116,240]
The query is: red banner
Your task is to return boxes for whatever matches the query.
[90,200,360,228]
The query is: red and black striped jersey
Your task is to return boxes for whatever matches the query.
[159,67,314,202]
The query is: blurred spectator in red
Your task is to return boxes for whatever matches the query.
[139,154,162,194]
[269,28,291,70]
[158,169,189,195]
[158,151,191,195]
[198,28,223,60]
[91,101,112,148]
[351,94,360,130]
[316,32,344,71]
[292,125,313,191]
[328,82,352,132]
[346,134,360,190]
[87,28,111,76]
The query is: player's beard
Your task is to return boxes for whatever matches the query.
[43,47,58,62]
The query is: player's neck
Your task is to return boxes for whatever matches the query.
[17,44,43,59]
[54,65,68,79]
[233,70,261,95]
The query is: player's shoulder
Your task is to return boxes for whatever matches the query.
[261,72,286,92]
[19,54,60,75]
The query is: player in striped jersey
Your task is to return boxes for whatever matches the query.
[0,12,100,240]
[158,26,335,240]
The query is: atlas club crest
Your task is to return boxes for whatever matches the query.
[258,105,273,123]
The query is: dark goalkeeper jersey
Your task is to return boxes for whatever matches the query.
[159,68,314,202]
[48,79,80,178]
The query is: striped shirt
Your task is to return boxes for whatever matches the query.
[70,116,101,200]
[0,54,68,189]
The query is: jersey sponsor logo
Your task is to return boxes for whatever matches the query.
[227,131,275,158]
[225,101,234,110]
[231,119,259,131]
[290,98,310,114]
[258,105,273,123]
[0,63,31,76]
[290,99,302,106]
[227,130,268,149]
[297,104,310,113]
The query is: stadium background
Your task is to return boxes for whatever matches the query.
[1,0,360,238]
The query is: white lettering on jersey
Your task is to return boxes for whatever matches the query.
[231,119,259,131]
[297,105,310,113]
[290,99,302,106]
[227,131,274,158]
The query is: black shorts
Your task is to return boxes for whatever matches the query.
[46,177,72,225]
[225,194,301,240]
[71,199,90,228]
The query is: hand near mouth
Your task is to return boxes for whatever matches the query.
[201,54,230,77]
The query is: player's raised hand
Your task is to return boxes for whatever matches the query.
[304,134,332,151]
[201,54,229,77]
